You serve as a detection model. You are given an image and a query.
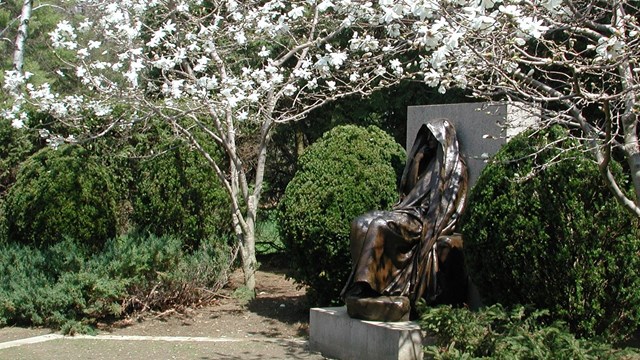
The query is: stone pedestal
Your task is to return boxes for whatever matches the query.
[309,307,430,360]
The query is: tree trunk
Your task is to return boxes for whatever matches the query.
[13,0,33,73]
[615,3,640,213]
[239,229,257,293]
[295,126,305,157]
[236,196,258,294]
[629,152,640,206]
[623,116,640,208]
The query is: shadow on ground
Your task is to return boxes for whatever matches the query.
[246,261,312,338]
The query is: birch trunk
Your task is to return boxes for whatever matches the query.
[13,0,33,73]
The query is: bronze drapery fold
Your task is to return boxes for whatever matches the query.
[341,118,468,314]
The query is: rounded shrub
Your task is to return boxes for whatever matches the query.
[279,125,405,306]
[461,125,640,341]
[131,144,232,250]
[4,145,119,250]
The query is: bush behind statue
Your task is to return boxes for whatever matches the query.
[461,125,640,341]
[4,145,119,250]
[279,125,405,306]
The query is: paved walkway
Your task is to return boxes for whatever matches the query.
[0,327,328,359]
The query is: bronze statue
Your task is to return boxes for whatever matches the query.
[341,119,469,321]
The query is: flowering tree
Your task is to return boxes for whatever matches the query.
[2,0,426,291]
[3,0,640,292]
[377,0,640,216]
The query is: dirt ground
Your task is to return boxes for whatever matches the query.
[104,264,312,340]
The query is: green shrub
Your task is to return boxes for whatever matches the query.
[460,126,640,341]
[4,145,119,250]
[279,125,405,306]
[0,120,33,196]
[0,121,36,244]
[92,231,232,312]
[0,233,232,333]
[0,240,126,332]
[418,304,638,359]
[131,144,232,249]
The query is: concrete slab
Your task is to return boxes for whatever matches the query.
[0,334,324,360]
[309,307,429,360]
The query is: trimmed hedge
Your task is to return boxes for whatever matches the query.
[279,125,405,306]
[461,126,640,341]
[4,145,119,250]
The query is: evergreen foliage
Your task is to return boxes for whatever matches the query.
[0,233,231,333]
[0,119,33,197]
[131,143,232,250]
[279,125,405,306]
[4,145,119,250]
[419,304,638,359]
[460,126,640,341]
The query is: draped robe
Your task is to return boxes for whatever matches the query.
[341,119,468,306]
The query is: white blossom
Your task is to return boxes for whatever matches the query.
[329,52,348,67]
[389,58,403,76]
[237,111,249,121]
[50,20,77,49]
[283,83,297,95]
[193,57,210,72]
[307,78,318,90]
[350,33,379,52]
[293,67,312,79]
[517,17,549,39]
[498,5,521,17]
[88,40,101,49]
[234,30,247,44]
[176,2,189,12]
[541,0,563,12]
[596,36,624,61]
[479,0,500,9]
[11,113,26,129]
[374,65,386,76]
[77,48,90,59]
[76,66,88,80]
[431,46,450,69]
[258,46,271,57]
[381,5,402,24]
[288,5,305,19]
[78,20,93,32]
[162,79,185,99]
[3,70,28,92]
[247,92,260,102]
[317,0,335,12]
[197,76,218,90]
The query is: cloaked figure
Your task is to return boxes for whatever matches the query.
[341,119,469,321]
